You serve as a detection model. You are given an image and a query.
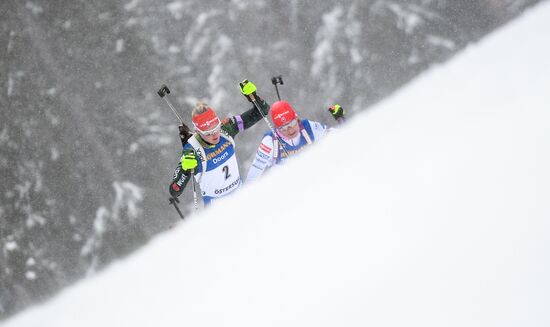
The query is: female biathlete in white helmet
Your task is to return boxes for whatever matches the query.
[246,101,345,183]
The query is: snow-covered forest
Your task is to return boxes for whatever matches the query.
[0,0,542,320]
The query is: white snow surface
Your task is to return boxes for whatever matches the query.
[6,2,550,326]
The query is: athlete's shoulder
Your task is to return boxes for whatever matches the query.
[258,134,275,154]
[219,130,235,145]
[262,130,275,138]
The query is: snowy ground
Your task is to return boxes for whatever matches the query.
[6,2,550,326]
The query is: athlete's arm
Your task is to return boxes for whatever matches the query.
[222,98,270,137]
[246,135,275,183]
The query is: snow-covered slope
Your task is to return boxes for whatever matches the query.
[6,2,550,326]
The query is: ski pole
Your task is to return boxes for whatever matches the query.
[158,84,199,212]
[268,76,291,157]
[190,171,198,211]
[250,97,290,158]
[158,84,185,124]
[169,197,184,219]
[158,84,193,146]
[271,75,284,101]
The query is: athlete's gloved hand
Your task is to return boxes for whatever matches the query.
[178,124,192,146]
[179,125,191,138]
[239,79,257,102]
[168,196,180,205]
[181,149,198,173]
[328,104,345,121]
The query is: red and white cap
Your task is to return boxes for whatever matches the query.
[270,101,297,128]
[192,107,221,132]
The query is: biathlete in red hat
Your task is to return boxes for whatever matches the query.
[169,80,269,206]
[246,101,345,183]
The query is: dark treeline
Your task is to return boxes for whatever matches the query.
[0,0,540,320]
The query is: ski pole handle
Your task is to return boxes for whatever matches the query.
[271,75,284,86]
[158,84,185,124]
[271,75,284,101]
[158,84,170,98]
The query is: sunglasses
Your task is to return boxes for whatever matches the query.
[198,122,221,136]
[277,119,298,132]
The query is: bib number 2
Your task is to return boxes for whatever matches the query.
[222,165,231,180]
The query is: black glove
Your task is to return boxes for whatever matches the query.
[179,125,192,142]
[169,196,180,205]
